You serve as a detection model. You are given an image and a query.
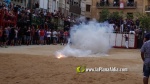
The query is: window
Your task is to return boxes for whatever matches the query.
[86,5,91,12]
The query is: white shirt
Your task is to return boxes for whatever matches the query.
[53,31,57,37]
[47,31,51,37]
[15,30,18,38]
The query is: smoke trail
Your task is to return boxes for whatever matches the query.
[55,18,114,57]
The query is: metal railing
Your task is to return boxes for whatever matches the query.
[96,1,137,9]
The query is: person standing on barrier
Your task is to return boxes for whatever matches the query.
[141,38,150,84]
[124,34,129,49]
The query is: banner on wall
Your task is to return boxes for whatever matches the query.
[120,1,124,9]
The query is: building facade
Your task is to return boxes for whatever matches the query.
[9,0,28,7]
[144,0,150,15]
[59,0,70,16]
[47,0,59,12]
[80,0,92,19]
[5,0,59,12]
[5,0,37,9]
[69,0,81,17]
[1,0,147,20]
[91,0,144,20]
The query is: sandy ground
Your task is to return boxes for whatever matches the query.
[0,45,143,84]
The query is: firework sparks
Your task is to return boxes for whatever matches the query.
[56,52,66,59]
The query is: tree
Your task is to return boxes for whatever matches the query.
[99,9,124,22]
[126,13,134,19]
[99,8,110,22]
[138,13,150,31]
[108,11,123,20]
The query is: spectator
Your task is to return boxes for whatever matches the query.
[129,25,135,34]
[52,29,58,45]
[39,28,45,45]
[120,19,124,33]
[46,29,51,45]
[30,26,35,45]
[57,30,60,43]
[17,27,23,45]
[23,27,27,45]
[34,28,39,45]
[136,18,140,28]
[2,27,8,48]
[14,27,18,45]
[6,27,9,42]
[63,30,69,44]
[60,30,64,45]
[26,27,31,45]
[9,27,15,46]
[113,1,117,6]
[44,29,47,45]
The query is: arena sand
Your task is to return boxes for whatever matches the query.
[0,45,142,84]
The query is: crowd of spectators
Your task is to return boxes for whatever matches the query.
[0,1,142,48]
[0,1,75,48]
[0,26,70,48]
[108,18,141,35]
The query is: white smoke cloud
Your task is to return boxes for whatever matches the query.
[55,18,114,57]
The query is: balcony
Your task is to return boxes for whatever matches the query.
[69,5,81,15]
[96,1,137,9]
[145,5,150,12]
